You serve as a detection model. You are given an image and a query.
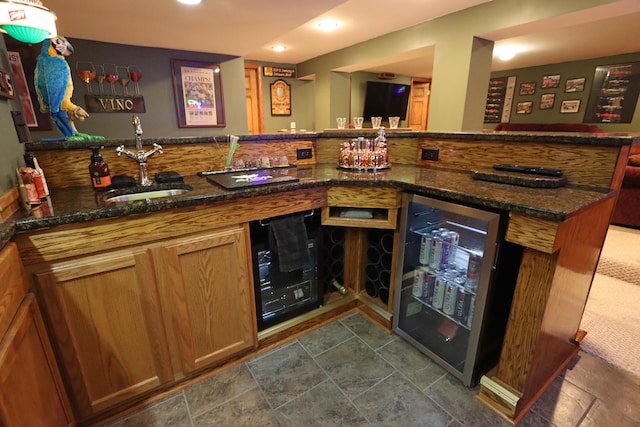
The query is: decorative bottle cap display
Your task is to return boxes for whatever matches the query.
[338,127,390,170]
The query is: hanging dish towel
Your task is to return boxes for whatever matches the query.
[269,214,311,272]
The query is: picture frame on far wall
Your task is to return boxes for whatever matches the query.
[542,74,561,89]
[516,101,533,114]
[0,69,14,99]
[561,99,581,113]
[7,51,39,127]
[540,93,556,110]
[0,48,15,99]
[519,82,536,95]
[171,59,225,128]
[270,79,291,116]
[565,77,586,93]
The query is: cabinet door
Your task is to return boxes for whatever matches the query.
[32,248,173,421]
[156,224,257,378]
[0,294,74,427]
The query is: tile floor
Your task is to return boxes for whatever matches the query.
[107,312,640,427]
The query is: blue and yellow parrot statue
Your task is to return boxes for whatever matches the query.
[34,37,104,141]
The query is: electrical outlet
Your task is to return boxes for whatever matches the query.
[422,148,439,161]
[296,148,313,160]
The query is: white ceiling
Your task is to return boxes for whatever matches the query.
[38,0,640,78]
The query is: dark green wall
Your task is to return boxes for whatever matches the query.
[488,51,640,132]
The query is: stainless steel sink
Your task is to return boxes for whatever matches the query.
[104,186,192,203]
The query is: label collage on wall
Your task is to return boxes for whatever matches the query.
[583,62,640,124]
[484,76,515,124]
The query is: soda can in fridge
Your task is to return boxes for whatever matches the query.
[455,287,471,322]
[412,267,426,298]
[441,231,459,266]
[466,294,476,328]
[422,269,436,304]
[466,253,482,291]
[432,276,447,309]
[429,234,443,269]
[419,233,431,265]
[442,281,458,316]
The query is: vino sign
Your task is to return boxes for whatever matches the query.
[84,94,146,113]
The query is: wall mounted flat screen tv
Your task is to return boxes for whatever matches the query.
[362,81,411,120]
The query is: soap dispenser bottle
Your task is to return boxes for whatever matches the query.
[89,146,112,190]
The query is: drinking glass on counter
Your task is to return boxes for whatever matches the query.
[336,117,347,129]
[353,116,364,129]
[371,116,382,128]
[388,116,400,129]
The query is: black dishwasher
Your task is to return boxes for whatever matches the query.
[250,209,324,330]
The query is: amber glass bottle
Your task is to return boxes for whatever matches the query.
[89,146,112,190]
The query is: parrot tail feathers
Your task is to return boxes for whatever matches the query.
[50,111,75,138]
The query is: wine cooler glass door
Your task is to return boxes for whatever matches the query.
[393,193,501,386]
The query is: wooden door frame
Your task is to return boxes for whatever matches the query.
[244,63,265,134]
[409,77,431,131]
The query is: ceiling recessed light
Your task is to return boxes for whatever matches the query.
[315,19,342,32]
[495,46,517,61]
[272,45,286,52]
[177,0,201,5]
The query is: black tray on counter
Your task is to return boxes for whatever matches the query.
[471,169,568,188]
[205,166,299,189]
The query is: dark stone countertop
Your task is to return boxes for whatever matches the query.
[0,223,14,249]
[23,130,640,152]
[10,164,613,235]
[11,130,635,248]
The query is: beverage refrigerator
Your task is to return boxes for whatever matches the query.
[393,193,522,386]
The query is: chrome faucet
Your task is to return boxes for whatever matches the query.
[116,116,163,186]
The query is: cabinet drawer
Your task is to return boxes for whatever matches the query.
[322,186,401,229]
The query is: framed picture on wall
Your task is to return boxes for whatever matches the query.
[560,100,581,113]
[542,74,561,89]
[519,82,536,95]
[516,101,533,114]
[540,93,555,110]
[584,62,640,123]
[171,59,225,128]
[270,79,291,116]
[565,77,585,92]
[2,41,52,130]
[0,49,15,99]
[7,51,40,126]
[0,69,14,99]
